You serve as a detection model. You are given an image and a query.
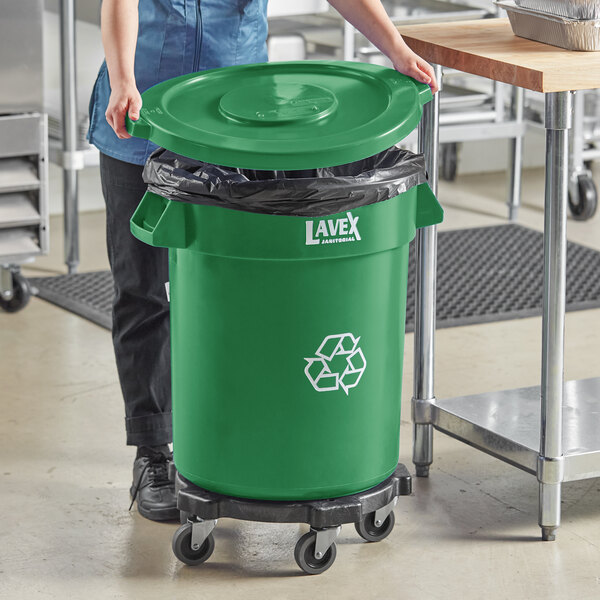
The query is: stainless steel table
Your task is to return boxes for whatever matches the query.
[398,18,600,541]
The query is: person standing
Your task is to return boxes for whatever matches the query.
[89,0,438,522]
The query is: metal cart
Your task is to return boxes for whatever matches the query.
[400,18,600,541]
[0,0,49,313]
[0,115,49,313]
[568,90,599,220]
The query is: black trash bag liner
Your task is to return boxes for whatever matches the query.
[143,146,427,217]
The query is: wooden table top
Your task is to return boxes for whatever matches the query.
[397,19,600,93]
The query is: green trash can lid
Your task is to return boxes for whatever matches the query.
[126,60,433,170]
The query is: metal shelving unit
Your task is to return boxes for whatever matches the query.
[0,0,49,313]
[0,115,49,312]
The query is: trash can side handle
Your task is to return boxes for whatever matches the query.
[126,113,152,139]
[130,191,188,249]
[415,81,434,106]
[415,183,443,229]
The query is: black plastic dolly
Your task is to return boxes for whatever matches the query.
[172,463,412,575]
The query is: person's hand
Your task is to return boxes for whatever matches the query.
[390,44,439,94]
[105,82,142,139]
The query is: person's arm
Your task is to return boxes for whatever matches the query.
[101,0,142,139]
[327,0,438,93]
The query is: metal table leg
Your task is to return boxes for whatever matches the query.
[538,91,571,541]
[508,86,524,221]
[60,0,80,274]
[412,64,442,478]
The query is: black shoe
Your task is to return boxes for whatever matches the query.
[129,446,179,521]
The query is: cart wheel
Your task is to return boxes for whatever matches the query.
[0,271,31,313]
[441,143,458,182]
[355,510,395,542]
[172,522,215,566]
[568,175,598,221]
[294,531,337,575]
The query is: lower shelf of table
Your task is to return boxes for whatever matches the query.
[432,377,600,482]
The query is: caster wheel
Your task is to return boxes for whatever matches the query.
[294,531,337,575]
[0,271,31,313]
[568,174,598,221]
[172,522,215,566]
[441,143,458,182]
[355,510,395,542]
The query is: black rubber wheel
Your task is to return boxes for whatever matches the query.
[441,143,458,182]
[568,175,598,221]
[294,531,337,575]
[355,510,395,542]
[172,522,215,566]
[0,271,31,313]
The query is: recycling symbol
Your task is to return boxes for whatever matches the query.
[304,333,367,395]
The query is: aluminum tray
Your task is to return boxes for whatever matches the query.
[515,0,600,20]
[497,1,600,51]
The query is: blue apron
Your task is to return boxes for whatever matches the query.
[88,0,269,165]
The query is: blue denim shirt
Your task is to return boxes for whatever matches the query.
[88,0,268,165]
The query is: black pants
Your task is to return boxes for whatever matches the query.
[100,152,172,446]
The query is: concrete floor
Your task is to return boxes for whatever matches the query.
[2,165,600,599]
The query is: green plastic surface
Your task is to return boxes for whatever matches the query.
[130,188,442,500]
[126,61,433,170]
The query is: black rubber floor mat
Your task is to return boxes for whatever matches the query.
[405,223,600,331]
[29,270,113,330]
[29,224,600,332]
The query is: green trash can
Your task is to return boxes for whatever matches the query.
[127,61,443,501]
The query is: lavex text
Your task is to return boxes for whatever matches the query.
[305,212,361,246]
